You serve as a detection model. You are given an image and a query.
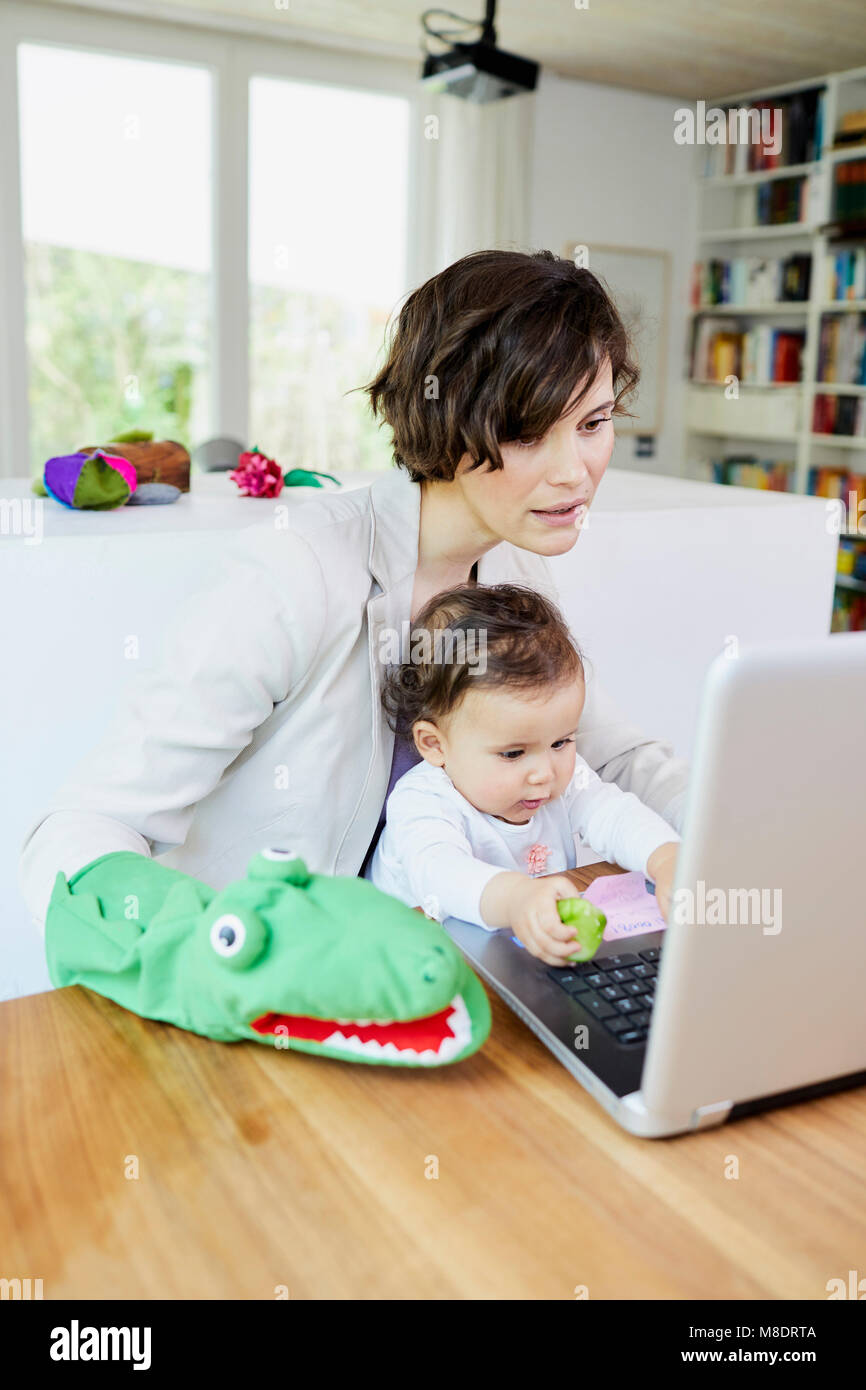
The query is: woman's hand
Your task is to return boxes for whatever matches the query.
[646,841,679,921]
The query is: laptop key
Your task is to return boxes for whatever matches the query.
[615,996,639,1013]
[603,954,641,968]
[546,970,591,996]
[599,984,625,1001]
[639,948,661,962]
[584,972,607,989]
[603,1014,633,1034]
[581,993,617,1019]
[632,1010,651,1027]
[608,967,635,984]
[632,963,655,980]
[618,1029,646,1046]
[625,980,645,995]
[639,994,654,1009]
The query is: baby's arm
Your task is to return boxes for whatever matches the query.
[566,757,681,912]
[379,789,510,928]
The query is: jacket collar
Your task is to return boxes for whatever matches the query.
[367,467,423,590]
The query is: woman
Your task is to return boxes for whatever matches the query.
[20,249,689,933]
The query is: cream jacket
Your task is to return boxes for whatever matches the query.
[19,466,690,934]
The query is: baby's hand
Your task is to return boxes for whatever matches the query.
[511,874,588,965]
[647,841,679,921]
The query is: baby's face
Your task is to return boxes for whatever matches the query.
[424,676,585,823]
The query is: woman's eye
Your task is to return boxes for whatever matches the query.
[514,438,539,449]
[582,415,612,433]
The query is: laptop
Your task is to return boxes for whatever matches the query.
[444,632,866,1137]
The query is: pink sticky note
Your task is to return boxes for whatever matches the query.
[581,871,666,941]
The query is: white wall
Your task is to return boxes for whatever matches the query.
[529,70,698,478]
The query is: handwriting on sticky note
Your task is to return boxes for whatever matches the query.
[581,871,666,941]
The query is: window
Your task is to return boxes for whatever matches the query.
[248,77,409,473]
[17,43,213,473]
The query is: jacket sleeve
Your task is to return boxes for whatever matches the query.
[18,520,328,936]
[565,758,681,874]
[572,665,690,834]
[517,549,691,832]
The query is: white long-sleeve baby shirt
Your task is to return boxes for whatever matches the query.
[366,754,681,928]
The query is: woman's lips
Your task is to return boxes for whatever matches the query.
[531,500,589,528]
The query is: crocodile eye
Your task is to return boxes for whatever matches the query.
[210,913,246,957]
[208,911,267,968]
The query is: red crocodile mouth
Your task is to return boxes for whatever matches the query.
[249,994,470,1063]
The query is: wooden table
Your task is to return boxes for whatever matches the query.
[2,861,864,1300]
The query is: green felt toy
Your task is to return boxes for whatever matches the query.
[45,848,491,1066]
[557,897,607,962]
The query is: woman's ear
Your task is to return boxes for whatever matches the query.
[413,719,447,767]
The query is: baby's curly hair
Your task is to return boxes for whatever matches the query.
[381,583,585,737]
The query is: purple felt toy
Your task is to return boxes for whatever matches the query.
[43,449,138,510]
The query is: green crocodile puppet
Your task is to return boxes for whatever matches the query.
[45,847,491,1066]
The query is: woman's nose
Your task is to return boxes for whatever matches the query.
[546,446,590,490]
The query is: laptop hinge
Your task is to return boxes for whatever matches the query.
[690,1099,733,1129]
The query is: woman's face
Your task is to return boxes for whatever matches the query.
[454,359,616,557]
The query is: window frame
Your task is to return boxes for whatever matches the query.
[0,1,420,477]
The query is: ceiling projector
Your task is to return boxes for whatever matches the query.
[420,3,539,103]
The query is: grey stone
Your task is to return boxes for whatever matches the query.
[126,482,182,506]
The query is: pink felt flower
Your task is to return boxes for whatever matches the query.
[525,842,550,875]
[229,447,285,498]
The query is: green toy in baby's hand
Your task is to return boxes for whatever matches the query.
[45,848,491,1066]
[557,896,607,962]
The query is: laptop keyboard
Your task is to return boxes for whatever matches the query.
[546,947,662,1046]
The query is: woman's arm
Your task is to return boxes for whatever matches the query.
[574,669,690,832]
[19,521,328,935]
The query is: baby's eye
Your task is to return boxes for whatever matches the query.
[552,736,576,749]
[498,749,524,760]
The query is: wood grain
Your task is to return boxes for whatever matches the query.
[2,860,864,1300]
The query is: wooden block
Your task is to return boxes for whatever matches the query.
[78,441,191,492]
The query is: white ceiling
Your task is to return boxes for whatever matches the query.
[48,0,866,99]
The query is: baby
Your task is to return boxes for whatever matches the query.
[366,583,681,966]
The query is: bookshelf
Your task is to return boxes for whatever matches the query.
[686,65,866,632]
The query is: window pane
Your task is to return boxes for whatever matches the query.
[249,77,409,473]
[18,44,213,474]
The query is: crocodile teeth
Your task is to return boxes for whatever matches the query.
[321,994,471,1065]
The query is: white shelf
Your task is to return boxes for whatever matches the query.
[812,382,866,395]
[689,303,809,315]
[697,223,813,241]
[823,145,866,164]
[699,162,818,187]
[809,433,866,449]
[687,65,866,499]
[690,379,802,389]
[688,427,800,443]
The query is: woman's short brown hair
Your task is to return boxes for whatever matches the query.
[381,582,585,736]
[361,248,639,482]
